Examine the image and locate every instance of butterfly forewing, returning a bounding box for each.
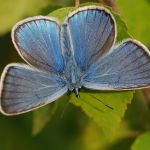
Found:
[65,6,116,71]
[12,17,65,74]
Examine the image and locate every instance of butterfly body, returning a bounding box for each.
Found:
[60,52,82,97]
[1,6,150,115]
[61,24,82,95]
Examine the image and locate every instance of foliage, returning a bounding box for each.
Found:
[48,3,133,138]
[71,90,133,137]
[0,0,51,34]
[32,102,57,135]
[132,132,150,150]
[0,0,150,150]
[116,0,150,47]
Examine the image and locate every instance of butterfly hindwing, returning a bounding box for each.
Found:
[0,64,67,115]
[83,39,150,90]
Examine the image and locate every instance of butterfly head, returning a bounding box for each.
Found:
[72,88,80,98]
[67,81,81,98]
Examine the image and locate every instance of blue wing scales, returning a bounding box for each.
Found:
[83,40,150,90]
[0,64,67,115]
[12,16,65,74]
[65,6,116,71]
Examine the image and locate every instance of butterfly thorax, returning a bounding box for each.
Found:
[61,44,82,97]
[63,58,82,97]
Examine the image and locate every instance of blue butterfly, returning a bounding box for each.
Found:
[1,6,150,115]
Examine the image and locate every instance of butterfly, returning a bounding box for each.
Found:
[0,5,150,116]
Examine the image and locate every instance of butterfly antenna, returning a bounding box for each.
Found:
[75,0,80,7]
[79,96,103,112]
[88,94,114,110]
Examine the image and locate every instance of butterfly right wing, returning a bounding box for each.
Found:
[65,6,116,71]
[0,64,67,115]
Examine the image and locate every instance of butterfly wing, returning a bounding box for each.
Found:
[83,39,150,90]
[65,6,116,71]
[12,16,65,74]
[0,64,67,115]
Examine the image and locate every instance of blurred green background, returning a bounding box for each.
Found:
[0,0,150,150]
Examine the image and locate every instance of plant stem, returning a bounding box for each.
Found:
[98,0,118,12]
[75,0,80,8]
[142,89,150,106]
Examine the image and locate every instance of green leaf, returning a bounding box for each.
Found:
[116,0,150,47]
[49,2,131,42]
[124,91,149,129]
[48,2,134,138]
[71,90,133,137]
[0,0,51,35]
[132,132,150,150]
[32,94,70,135]
[32,102,57,135]
[49,7,75,22]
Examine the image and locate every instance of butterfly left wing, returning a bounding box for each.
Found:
[0,64,67,115]
[83,39,150,90]
[12,16,65,74]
